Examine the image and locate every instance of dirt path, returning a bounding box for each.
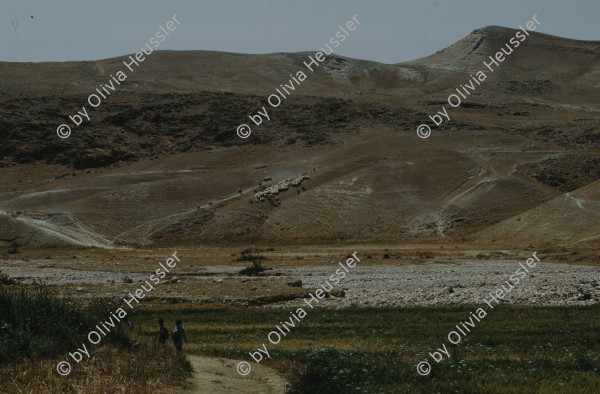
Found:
[177,355,288,394]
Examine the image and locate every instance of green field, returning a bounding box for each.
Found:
[2,286,598,393]
[132,304,600,393]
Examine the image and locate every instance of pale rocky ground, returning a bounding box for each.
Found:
[4,259,599,307]
[278,260,600,307]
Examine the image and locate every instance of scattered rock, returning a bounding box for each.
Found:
[123,276,133,283]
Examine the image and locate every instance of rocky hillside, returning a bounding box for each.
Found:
[0,26,599,247]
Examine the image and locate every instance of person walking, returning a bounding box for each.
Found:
[157,318,169,345]
[172,319,188,353]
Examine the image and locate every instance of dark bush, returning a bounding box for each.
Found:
[239,260,265,276]
[8,242,19,254]
[0,287,129,365]
[0,269,14,285]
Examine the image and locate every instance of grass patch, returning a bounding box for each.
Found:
[131,304,600,393]
[5,288,598,392]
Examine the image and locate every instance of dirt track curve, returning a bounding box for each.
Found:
[176,355,287,394]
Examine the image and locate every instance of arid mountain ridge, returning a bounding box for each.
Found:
[0,26,599,248]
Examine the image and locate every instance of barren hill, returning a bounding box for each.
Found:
[0,26,599,248]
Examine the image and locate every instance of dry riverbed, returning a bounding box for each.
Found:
[2,248,599,307]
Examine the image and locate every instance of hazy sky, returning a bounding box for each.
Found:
[1,0,598,64]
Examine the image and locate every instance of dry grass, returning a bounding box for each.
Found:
[0,345,191,394]
[0,286,192,394]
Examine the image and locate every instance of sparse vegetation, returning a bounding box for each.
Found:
[236,248,269,276]
[239,260,266,276]
[236,247,265,262]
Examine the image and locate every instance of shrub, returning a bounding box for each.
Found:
[8,242,19,254]
[239,260,265,276]
[0,269,14,285]
[236,247,265,262]
[0,286,129,365]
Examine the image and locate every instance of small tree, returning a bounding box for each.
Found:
[239,260,265,276]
